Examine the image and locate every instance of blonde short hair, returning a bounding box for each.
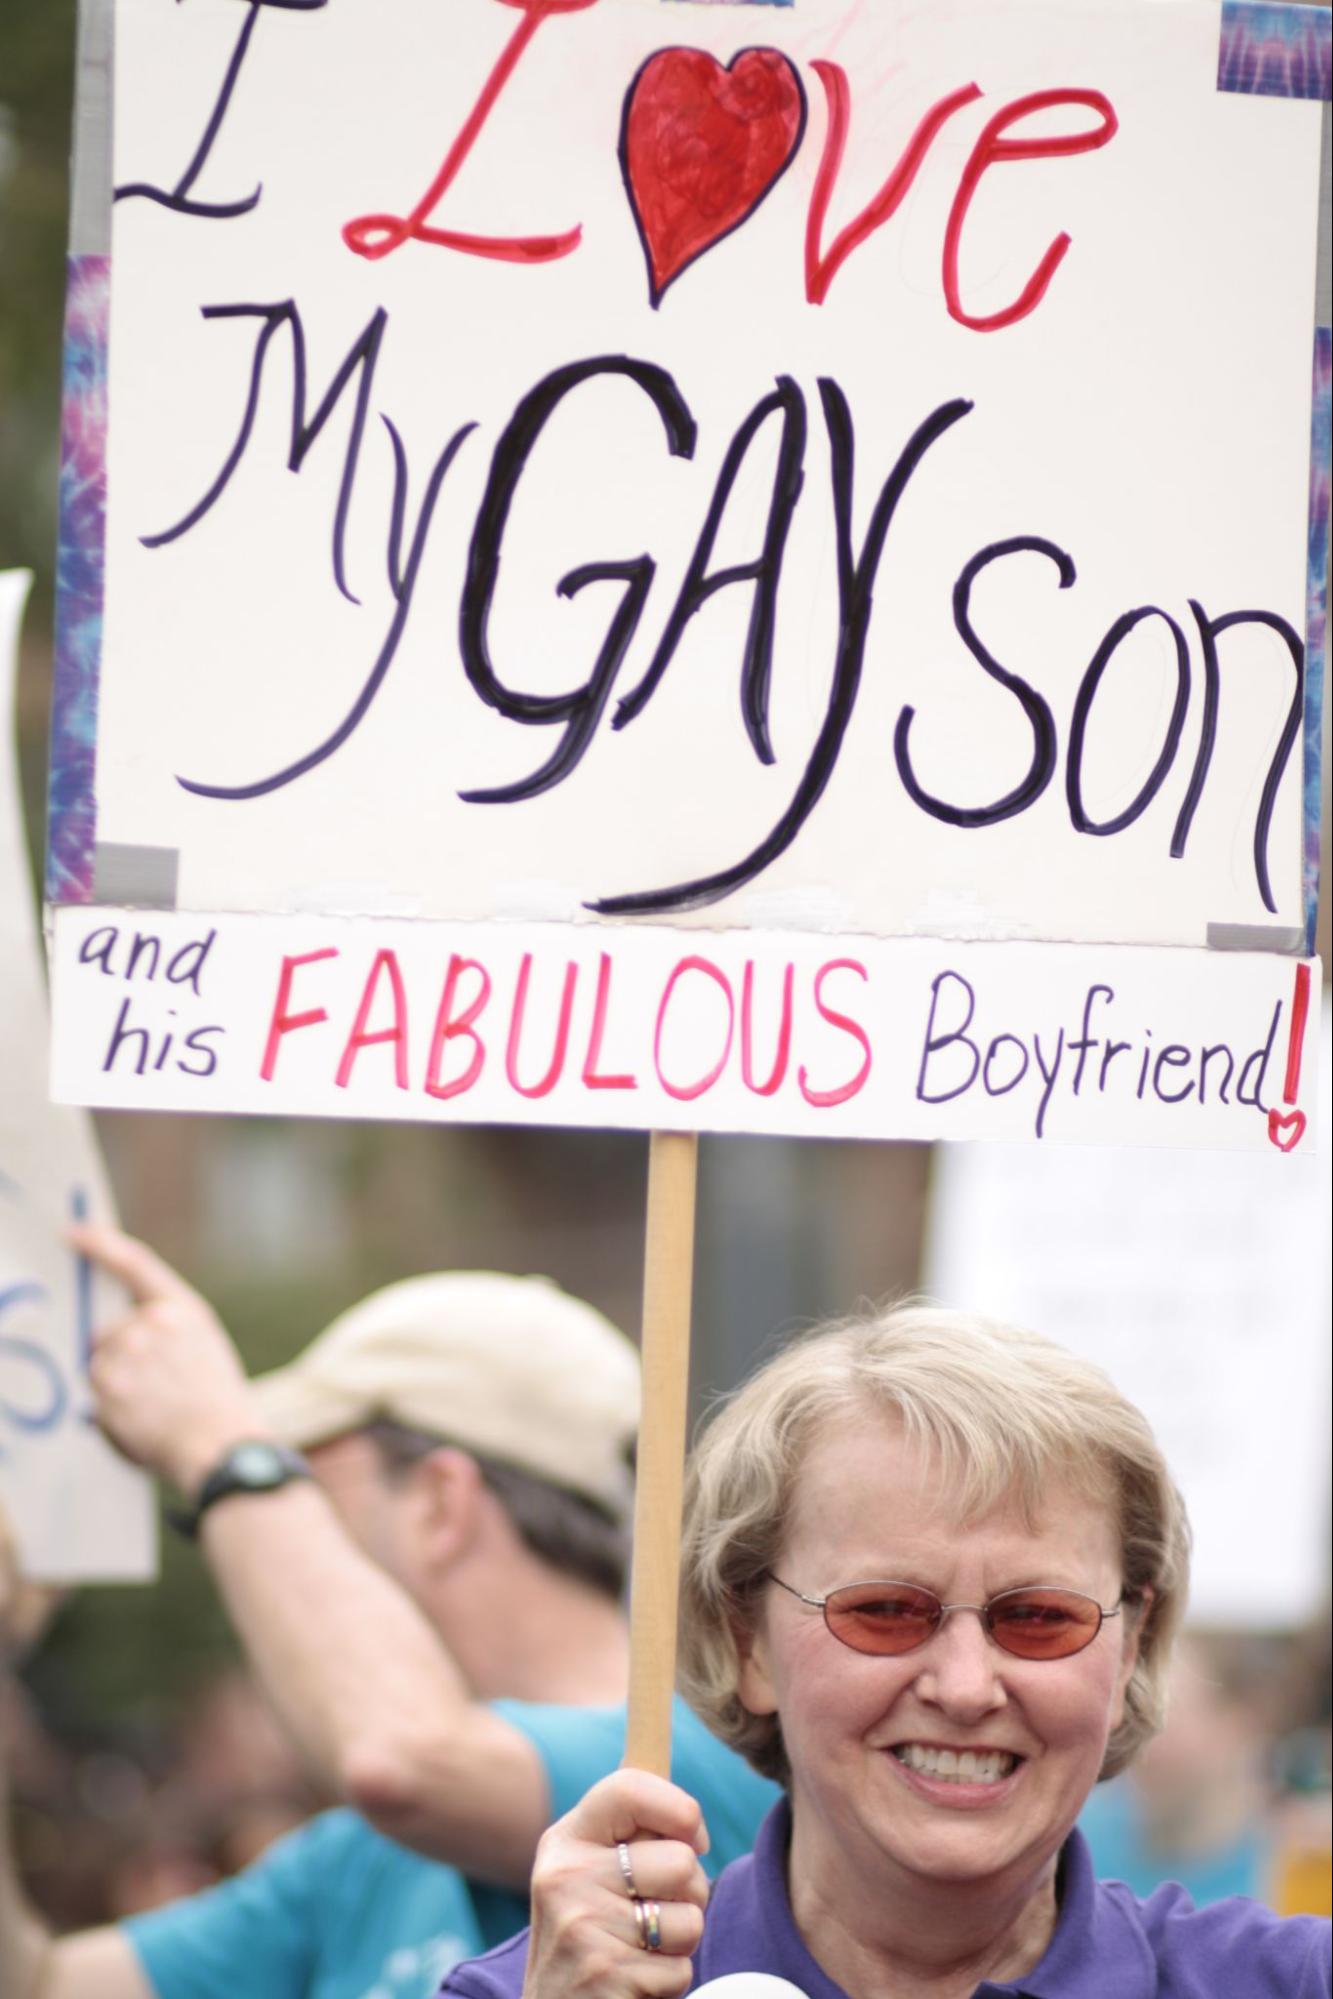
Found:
[679,1303,1190,1786]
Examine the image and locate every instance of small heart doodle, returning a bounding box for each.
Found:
[620,46,807,307]
[1266,1106,1307,1152]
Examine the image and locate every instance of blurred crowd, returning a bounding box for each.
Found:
[7,1661,320,1929]
[1078,1631,1332,1918]
[1,1231,1329,1999]
[8,1599,1331,1932]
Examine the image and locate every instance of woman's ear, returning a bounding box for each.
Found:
[734,1612,779,1719]
[1113,1584,1154,1724]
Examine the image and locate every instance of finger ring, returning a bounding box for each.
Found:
[632,1897,663,1953]
[615,1840,639,1898]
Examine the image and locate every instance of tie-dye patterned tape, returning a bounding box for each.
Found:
[1218,1,1332,99]
[47,253,108,906]
[1214,8,1329,944]
[1304,327,1331,954]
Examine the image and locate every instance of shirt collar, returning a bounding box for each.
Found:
[709,1806,1158,1999]
[701,1802,846,1996]
[981,1829,1157,1999]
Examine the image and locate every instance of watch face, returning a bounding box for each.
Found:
[230,1443,287,1487]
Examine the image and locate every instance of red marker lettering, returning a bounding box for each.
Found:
[505,953,578,1098]
[1267,961,1312,1151]
[740,960,793,1097]
[799,958,872,1107]
[943,89,1118,332]
[260,949,339,1081]
[806,65,981,306]
[342,0,598,265]
[336,949,410,1090]
[581,952,637,1091]
[425,955,492,1100]
[654,956,735,1103]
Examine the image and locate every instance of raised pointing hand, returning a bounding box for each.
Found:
[70,1224,270,1496]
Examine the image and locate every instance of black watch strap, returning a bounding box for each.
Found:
[169,1441,313,1540]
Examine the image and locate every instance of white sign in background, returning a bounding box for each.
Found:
[77,0,1321,950]
[0,574,153,1581]
[926,1007,1332,1628]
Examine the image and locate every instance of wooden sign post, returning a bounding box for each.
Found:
[625,1130,698,1776]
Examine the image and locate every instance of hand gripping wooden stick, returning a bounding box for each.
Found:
[624,1130,699,1777]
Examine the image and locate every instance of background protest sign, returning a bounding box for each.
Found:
[44,0,1328,1151]
[927,1000,1333,1631]
[0,572,154,1582]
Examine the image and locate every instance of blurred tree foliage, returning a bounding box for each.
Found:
[0,0,76,637]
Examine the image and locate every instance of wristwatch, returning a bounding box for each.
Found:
[170,1440,313,1539]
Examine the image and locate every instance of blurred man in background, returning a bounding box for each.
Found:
[1079,1633,1332,1916]
[0,1228,776,1999]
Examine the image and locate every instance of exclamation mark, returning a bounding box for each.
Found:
[1266,963,1311,1153]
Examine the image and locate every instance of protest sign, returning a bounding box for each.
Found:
[38,0,1330,1787]
[45,0,1327,1154]
[927,1002,1332,1629]
[0,573,154,1581]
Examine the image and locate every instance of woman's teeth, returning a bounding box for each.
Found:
[893,1744,1017,1784]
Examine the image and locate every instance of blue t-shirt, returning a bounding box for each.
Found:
[1078,1776,1269,1905]
[124,1697,777,1999]
[443,1799,1332,1998]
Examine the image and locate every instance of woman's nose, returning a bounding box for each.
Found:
[913,1605,1007,1717]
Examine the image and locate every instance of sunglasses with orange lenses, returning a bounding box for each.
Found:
[768,1575,1125,1661]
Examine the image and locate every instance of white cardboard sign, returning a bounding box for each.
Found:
[0,574,154,1582]
[48,0,1326,1138]
[49,904,1321,1152]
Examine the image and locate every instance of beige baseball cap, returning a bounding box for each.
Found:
[252,1271,640,1524]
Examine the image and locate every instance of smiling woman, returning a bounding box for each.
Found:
[440,1305,1332,1999]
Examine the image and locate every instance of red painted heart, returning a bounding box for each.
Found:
[1267,1106,1307,1151]
[621,46,807,307]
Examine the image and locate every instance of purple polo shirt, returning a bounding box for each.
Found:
[439,1800,1331,1998]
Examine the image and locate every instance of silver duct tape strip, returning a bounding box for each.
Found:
[1206,921,1308,954]
[70,0,114,258]
[91,843,180,909]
